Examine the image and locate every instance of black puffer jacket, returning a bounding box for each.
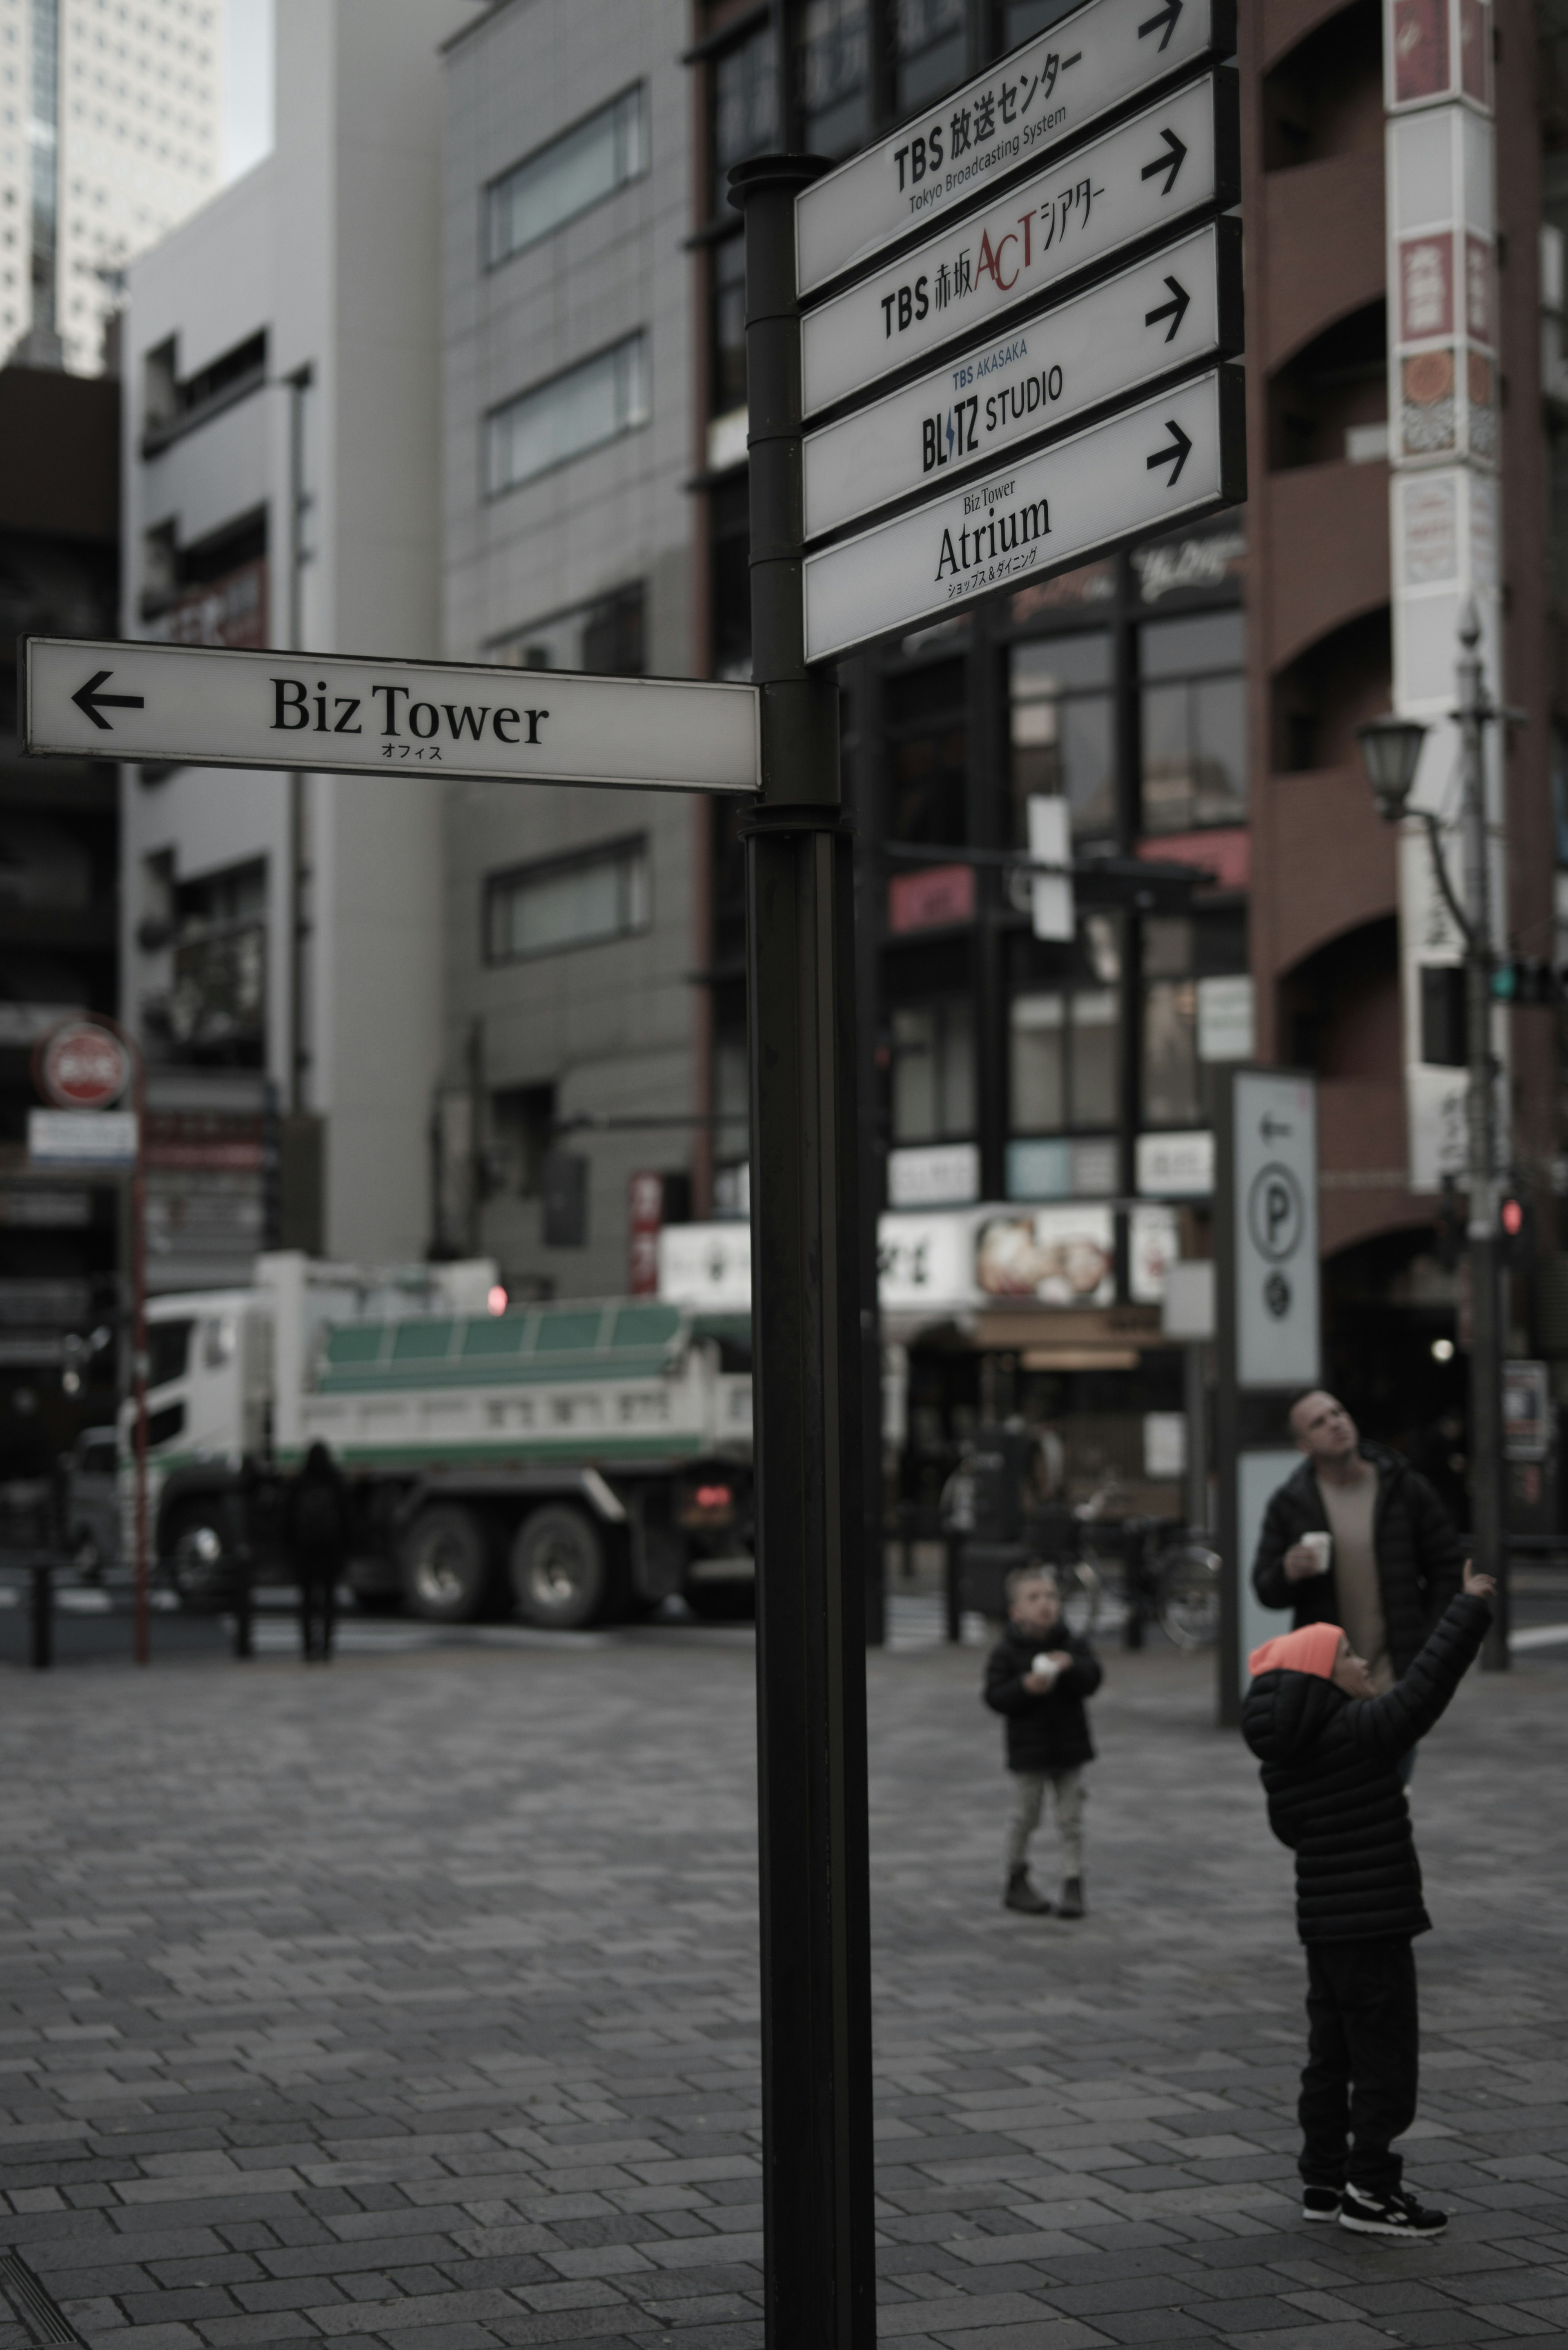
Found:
[983,1624,1102,1771]
[1241,1592,1490,1942]
[1250,1446,1465,1676]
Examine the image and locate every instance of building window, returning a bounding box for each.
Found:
[710,231,748,420]
[488,1083,557,1198]
[484,334,648,497]
[711,25,776,216]
[710,474,753,679]
[1010,987,1119,1134]
[485,836,650,963]
[1010,631,1115,842]
[1003,0,1085,40]
[886,658,967,844]
[892,1000,974,1144]
[1139,609,1247,834]
[1140,913,1248,1127]
[895,0,967,115]
[490,582,645,676]
[141,857,267,1069]
[798,0,870,158]
[485,85,647,268]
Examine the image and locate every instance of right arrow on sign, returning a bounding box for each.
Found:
[1147,419,1193,482]
[1138,0,1184,49]
[1140,127,1187,195]
[1144,276,1191,340]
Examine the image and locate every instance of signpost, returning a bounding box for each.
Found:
[802,72,1238,416]
[794,0,1236,295]
[23,7,1247,2343]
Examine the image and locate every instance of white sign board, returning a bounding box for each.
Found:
[878,1209,987,1315]
[22,638,761,798]
[1232,1071,1319,1391]
[1027,794,1073,941]
[794,0,1235,297]
[801,74,1237,418]
[1197,972,1254,1061]
[1138,1127,1214,1197]
[803,368,1243,665]
[657,1222,752,1311]
[886,1142,981,1206]
[28,1109,138,1168]
[804,222,1239,541]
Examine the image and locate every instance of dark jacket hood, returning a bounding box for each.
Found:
[1241,1665,1341,1768]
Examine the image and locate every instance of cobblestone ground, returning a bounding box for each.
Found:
[1,1624,1566,2350]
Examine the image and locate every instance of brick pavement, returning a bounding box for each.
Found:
[1,1625,1566,2350]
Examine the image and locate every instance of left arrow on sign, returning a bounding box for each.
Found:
[1147,418,1193,482]
[72,670,147,731]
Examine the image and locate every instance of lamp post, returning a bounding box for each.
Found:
[1356,599,1509,1668]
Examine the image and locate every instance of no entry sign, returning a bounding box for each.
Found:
[22,639,761,797]
[36,1020,132,1110]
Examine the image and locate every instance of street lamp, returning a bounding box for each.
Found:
[1356,599,1510,1669]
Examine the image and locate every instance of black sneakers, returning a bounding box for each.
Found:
[1339,2184,1447,2239]
[1056,1877,1086,1919]
[1301,2187,1341,2223]
[1003,1868,1053,1915]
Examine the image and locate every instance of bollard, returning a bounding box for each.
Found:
[232,1553,253,1660]
[29,1559,52,1670]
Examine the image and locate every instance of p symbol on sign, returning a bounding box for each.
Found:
[1247,1162,1304,1264]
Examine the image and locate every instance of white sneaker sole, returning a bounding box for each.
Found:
[1301,2203,1341,2223]
[1339,2209,1446,2239]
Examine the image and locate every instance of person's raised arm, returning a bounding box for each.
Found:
[1353,1563,1494,1757]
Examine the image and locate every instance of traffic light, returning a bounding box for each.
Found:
[1491,959,1561,1006]
[1498,1186,1535,1270]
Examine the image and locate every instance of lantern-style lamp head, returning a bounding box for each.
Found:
[1356,713,1429,824]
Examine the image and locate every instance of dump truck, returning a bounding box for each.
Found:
[111,1251,755,1626]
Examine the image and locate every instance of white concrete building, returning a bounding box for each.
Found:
[3,0,224,374]
[439,0,704,1299]
[121,0,479,1285]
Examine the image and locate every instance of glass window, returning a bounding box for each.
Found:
[1009,988,1120,1132]
[486,837,650,962]
[1143,979,1199,1125]
[484,334,648,497]
[1010,633,1115,841]
[711,232,747,417]
[486,85,647,267]
[799,0,870,158]
[490,583,644,675]
[887,659,967,844]
[895,0,967,114]
[711,474,752,680]
[1139,609,1247,834]
[712,26,777,214]
[892,1002,974,1143]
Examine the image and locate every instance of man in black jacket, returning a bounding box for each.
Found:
[983,1565,1102,1918]
[1242,1565,1494,2240]
[1252,1391,1465,1690]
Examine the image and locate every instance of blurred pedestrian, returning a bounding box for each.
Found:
[1242,1561,1494,2239]
[289,1441,349,1663]
[984,1564,1102,1917]
[1252,1392,1464,1701]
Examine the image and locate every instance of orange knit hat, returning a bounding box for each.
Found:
[1247,1621,1344,1682]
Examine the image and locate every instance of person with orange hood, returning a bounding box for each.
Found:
[1241,1562,1494,2241]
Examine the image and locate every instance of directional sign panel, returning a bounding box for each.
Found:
[22,639,761,796]
[803,218,1240,542]
[801,71,1237,419]
[802,367,1243,666]
[795,0,1235,298]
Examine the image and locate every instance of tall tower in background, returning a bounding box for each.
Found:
[6,0,223,374]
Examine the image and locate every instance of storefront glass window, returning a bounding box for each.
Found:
[1009,632,1115,841]
[887,658,967,843]
[892,1001,974,1142]
[1139,609,1247,834]
[799,0,870,157]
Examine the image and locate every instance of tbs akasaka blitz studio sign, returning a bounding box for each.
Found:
[20,638,762,796]
[793,0,1236,296]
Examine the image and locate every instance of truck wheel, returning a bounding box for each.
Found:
[164,1502,234,1612]
[510,1505,607,1629]
[401,1503,491,1623]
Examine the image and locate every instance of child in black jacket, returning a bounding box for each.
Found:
[983,1564,1102,1918]
[1241,1563,1494,2240]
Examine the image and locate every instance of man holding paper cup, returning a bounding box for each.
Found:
[1251,1392,1466,1697]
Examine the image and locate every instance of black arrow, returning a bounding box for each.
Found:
[1147,419,1192,484]
[1140,127,1187,196]
[1144,275,1191,341]
[72,669,145,731]
[1138,0,1183,48]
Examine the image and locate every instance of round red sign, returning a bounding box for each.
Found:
[37,1021,132,1110]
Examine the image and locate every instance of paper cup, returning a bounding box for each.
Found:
[1301,1531,1332,1576]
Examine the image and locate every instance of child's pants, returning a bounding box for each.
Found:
[1299,1936,1419,2196]
[1005,1767,1084,1878]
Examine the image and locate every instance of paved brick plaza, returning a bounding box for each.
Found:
[2,1621,1567,2350]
